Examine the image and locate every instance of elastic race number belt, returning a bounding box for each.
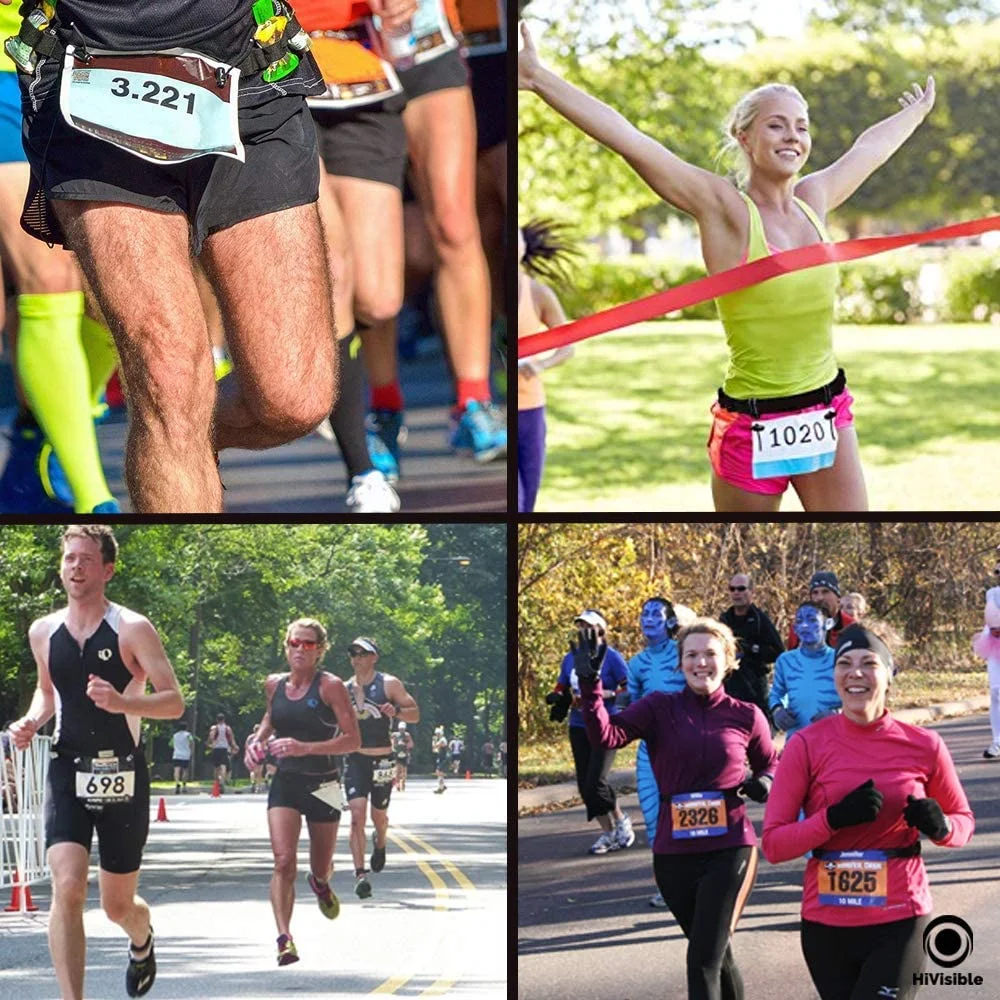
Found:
[718,368,847,418]
[812,842,921,859]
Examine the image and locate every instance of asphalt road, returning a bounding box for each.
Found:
[1,776,507,999]
[518,714,1000,1000]
[0,344,507,513]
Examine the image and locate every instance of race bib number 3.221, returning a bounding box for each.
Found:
[59,47,244,164]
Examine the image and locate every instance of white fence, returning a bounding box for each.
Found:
[1,733,52,912]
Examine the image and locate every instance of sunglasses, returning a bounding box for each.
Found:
[287,638,319,650]
[349,647,375,657]
[729,585,748,592]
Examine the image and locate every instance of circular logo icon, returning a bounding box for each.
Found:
[923,915,973,968]
[97,648,112,661]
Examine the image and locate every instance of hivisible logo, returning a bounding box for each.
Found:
[923,915,973,968]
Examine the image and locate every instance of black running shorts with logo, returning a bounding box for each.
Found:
[343,752,394,810]
[44,750,150,874]
[19,54,323,253]
[312,47,468,190]
[267,768,343,823]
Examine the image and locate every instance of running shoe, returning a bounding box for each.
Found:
[125,931,156,997]
[355,870,373,899]
[983,742,1000,759]
[588,831,619,855]
[448,401,507,463]
[370,832,386,873]
[276,934,299,966]
[614,812,636,849]
[39,441,121,513]
[0,421,72,513]
[649,891,668,908]
[345,469,401,513]
[366,409,407,482]
[307,872,341,919]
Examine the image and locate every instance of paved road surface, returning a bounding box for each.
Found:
[0,346,507,513]
[1,777,507,999]
[518,714,999,1000]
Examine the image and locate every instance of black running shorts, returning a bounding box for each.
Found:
[343,752,394,811]
[19,58,321,253]
[312,93,408,190]
[267,768,343,823]
[44,750,150,874]
[468,51,506,152]
[396,47,469,100]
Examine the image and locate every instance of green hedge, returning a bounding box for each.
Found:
[940,250,1000,323]
[561,250,998,325]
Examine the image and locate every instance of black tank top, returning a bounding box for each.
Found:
[270,671,341,774]
[48,603,136,757]
[345,671,392,749]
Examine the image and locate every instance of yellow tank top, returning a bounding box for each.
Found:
[714,190,839,399]
[0,6,22,74]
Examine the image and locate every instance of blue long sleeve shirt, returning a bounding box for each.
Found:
[768,645,840,736]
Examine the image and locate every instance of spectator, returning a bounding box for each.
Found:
[840,592,868,621]
[482,738,495,775]
[720,574,784,715]
[787,571,855,649]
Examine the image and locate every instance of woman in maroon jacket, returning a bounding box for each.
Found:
[577,617,777,1000]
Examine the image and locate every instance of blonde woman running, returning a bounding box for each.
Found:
[518,23,935,512]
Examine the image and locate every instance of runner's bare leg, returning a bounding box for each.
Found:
[53,201,221,512]
[205,202,337,450]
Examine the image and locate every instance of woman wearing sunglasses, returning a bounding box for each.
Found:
[245,618,360,967]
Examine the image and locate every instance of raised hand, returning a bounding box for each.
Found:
[898,76,935,117]
[518,22,542,91]
[570,624,607,682]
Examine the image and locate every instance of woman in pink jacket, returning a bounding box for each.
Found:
[762,624,974,999]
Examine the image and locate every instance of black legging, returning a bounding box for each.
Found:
[567,724,617,821]
[654,846,758,1000]
[801,915,929,1000]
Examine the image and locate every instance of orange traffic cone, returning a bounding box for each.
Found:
[211,779,221,798]
[155,797,168,822]
[5,871,38,912]
[465,769,472,780]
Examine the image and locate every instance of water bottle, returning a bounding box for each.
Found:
[381,19,416,71]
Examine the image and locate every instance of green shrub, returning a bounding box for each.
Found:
[835,259,922,325]
[940,250,1000,322]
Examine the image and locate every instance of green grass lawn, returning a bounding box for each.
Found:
[535,321,1000,511]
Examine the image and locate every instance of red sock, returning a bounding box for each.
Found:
[456,378,491,411]
[370,382,404,412]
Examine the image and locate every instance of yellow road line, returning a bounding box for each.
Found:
[393,827,476,894]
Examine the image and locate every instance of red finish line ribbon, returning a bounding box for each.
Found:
[517,215,1000,359]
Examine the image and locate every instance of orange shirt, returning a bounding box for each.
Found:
[294,0,370,32]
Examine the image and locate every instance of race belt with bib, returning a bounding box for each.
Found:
[451,0,505,55]
[372,760,396,785]
[669,790,728,839]
[812,844,920,908]
[73,751,136,810]
[307,21,402,110]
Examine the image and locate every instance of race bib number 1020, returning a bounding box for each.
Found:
[751,409,838,480]
[60,47,244,164]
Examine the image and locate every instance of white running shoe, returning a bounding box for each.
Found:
[614,812,636,849]
[589,831,619,855]
[983,741,1000,759]
[345,470,401,513]
[649,891,668,908]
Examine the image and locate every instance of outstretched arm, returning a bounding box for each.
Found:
[796,77,935,215]
[518,22,733,221]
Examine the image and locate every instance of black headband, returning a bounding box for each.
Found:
[834,625,893,671]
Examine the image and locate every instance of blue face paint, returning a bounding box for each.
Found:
[640,602,669,643]
[794,607,825,647]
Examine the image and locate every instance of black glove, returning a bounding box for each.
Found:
[904,794,950,840]
[545,690,571,723]
[738,774,772,803]
[826,779,884,830]
[570,624,607,682]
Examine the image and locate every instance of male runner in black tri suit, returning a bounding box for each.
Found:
[342,635,419,898]
[8,525,185,999]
